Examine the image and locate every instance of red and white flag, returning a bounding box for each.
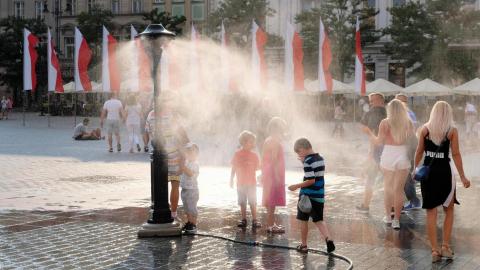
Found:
[354,17,366,96]
[131,25,152,92]
[284,22,304,91]
[23,28,39,91]
[102,26,120,92]
[47,28,63,92]
[189,24,201,91]
[74,27,92,91]
[251,20,268,90]
[220,21,231,92]
[318,18,332,94]
[130,24,137,41]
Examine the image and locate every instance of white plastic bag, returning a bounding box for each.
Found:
[298,195,312,213]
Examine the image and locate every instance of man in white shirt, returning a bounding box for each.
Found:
[100,93,124,152]
[465,101,477,139]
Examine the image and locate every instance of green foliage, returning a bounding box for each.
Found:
[0,16,47,105]
[207,0,274,47]
[143,8,186,35]
[384,0,480,82]
[295,0,380,80]
[76,5,114,46]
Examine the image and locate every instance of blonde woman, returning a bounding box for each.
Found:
[363,99,414,229]
[414,101,470,262]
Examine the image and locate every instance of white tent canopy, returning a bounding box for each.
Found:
[304,79,354,94]
[452,78,480,95]
[61,81,103,93]
[366,78,403,95]
[403,79,452,96]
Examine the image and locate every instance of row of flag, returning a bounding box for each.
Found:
[23,18,367,95]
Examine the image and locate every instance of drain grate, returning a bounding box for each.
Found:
[59,175,130,184]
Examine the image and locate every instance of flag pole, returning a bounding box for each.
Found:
[74,93,77,127]
[353,94,356,123]
[22,91,26,127]
[47,92,51,127]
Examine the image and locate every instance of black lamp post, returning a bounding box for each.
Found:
[135,24,181,237]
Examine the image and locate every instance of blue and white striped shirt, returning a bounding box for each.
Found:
[300,153,325,203]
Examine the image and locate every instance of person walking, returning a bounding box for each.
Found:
[363,99,415,230]
[414,101,471,262]
[100,93,124,152]
[464,100,477,140]
[332,101,346,138]
[124,95,142,153]
[356,93,386,212]
[1,96,8,120]
[396,94,421,211]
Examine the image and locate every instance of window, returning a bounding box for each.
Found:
[388,63,405,87]
[172,2,185,17]
[14,1,25,18]
[153,4,165,13]
[112,0,120,14]
[66,0,77,15]
[191,2,204,21]
[153,0,164,3]
[35,1,44,19]
[365,63,375,82]
[88,0,96,12]
[301,0,314,11]
[64,37,74,60]
[132,0,143,13]
[366,0,375,8]
[393,0,406,7]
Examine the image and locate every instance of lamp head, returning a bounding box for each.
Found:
[136,24,176,39]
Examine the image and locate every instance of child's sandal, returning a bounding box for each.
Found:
[432,250,441,263]
[296,244,308,254]
[237,219,247,228]
[252,220,262,229]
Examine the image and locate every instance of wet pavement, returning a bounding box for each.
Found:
[1,113,480,269]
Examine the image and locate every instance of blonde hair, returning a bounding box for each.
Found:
[294,138,312,152]
[238,130,256,146]
[426,101,454,145]
[386,99,411,144]
[267,117,287,136]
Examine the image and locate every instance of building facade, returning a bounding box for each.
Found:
[266,0,480,86]
[0,0,209,91]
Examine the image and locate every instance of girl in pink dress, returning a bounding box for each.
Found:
[261,117,287,233]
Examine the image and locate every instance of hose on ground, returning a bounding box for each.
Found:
[190,232,354,270]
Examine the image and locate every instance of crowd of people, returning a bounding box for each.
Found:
[356,93,471,262]
[67,90,473,262]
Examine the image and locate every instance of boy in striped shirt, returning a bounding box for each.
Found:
[288,138,335,253]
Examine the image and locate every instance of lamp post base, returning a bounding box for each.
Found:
[137,221,183,238]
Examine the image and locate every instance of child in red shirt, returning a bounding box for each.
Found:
[230,130,261,228]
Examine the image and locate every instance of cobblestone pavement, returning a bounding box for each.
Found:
[1,113,480,269]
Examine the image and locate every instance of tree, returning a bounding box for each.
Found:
[384,0,480,83]
[143,9,186,35]
[0,16,47,107]
[207,0,274,47]
[295,0,380,80]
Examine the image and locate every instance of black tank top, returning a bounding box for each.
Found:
[423,129,450,166]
